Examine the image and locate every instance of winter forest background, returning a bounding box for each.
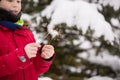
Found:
[22,0,120,80]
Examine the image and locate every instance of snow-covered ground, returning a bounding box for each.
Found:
[85,76,115,80]
[38,77,53,80]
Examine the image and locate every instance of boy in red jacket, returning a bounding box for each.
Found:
[0,0,55,80]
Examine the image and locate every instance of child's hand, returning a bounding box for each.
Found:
[41,45,55,59]
[24,43,41,59]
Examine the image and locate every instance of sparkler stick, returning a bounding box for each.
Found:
[41,28,61,44]
[39,32,51,54]
[39,29,62,53]
[48,29,62,44]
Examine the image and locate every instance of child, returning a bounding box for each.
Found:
[0,0,55,80]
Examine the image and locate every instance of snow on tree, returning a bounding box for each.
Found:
[21,0,120,80]
[41,0,115,43]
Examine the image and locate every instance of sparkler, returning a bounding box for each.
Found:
[40,28,62,45]
[39,28,62,53]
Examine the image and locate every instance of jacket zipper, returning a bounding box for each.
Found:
[12,31,18,48]
[23,70,26,80]
[12,32,26,80]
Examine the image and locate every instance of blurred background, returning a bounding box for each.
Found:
[22,0,120,80]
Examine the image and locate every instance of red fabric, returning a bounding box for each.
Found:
[0,25,54,80]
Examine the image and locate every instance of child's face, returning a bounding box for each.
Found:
[0,0,21,15]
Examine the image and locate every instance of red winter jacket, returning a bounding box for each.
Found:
[0,25,53,80]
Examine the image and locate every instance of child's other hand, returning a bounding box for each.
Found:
[41,45,55,59]
[24,43,41,59]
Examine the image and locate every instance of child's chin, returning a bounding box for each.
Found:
[11,12,18,15]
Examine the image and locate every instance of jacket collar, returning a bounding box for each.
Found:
[0,25,9,30]
[0,24,28,37]
[0,21,21,30]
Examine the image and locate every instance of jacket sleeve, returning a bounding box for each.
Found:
[0,48,31,77]
[28,30,56,75]
[31,51,55,75]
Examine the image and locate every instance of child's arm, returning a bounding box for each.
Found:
[31,45,56,75]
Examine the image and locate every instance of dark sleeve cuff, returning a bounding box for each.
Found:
[38,44,56,61]
[43,53,56,61]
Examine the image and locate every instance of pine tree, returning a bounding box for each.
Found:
[22,0,120,80]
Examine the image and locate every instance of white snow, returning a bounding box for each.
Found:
[111,18,120,28]
[98,0,120,11]
[38,77,53,80]
[79,41,92,49]
[41,0,115,42]
[85,76,114,80]
[78,50,120,71]
[84,0,120,11]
